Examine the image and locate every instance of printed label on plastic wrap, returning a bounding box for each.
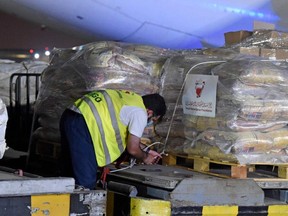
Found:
[182,74,218,117]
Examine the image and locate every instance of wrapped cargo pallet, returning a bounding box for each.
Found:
[156,53,227,154]
[226,29,288,62]
[158,54,288,164]
[32,41,174,157]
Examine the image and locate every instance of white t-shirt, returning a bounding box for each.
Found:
[120,105,147,138]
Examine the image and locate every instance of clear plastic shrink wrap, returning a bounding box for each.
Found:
[185,129,288,164]
[0,60,48,106]
[32,38,288,164]
[157,52,288,164]
[33,41,173,143]
[231,30,288,49]
[156,53,226,154]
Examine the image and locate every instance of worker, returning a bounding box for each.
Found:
[60,89,166,189]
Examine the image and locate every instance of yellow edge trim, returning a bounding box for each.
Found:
[31,194,70,216]
[203,206,238,216]
[268,205,288,216]
[130,197,171,216]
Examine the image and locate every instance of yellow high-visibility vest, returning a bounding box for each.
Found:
[74,89,146,167]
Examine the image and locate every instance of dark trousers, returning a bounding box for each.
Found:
[60,109,98,189]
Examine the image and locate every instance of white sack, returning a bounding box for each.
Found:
[0,98,8,159]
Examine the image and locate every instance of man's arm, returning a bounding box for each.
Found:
[126,133,161,165]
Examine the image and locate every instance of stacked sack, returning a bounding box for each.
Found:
[153,29,288,164]
[155,52,226,153]
[33,41,173,146]
[180,56,288,164]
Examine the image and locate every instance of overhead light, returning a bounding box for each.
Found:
[45,51,50,56]
[34,53,40,59]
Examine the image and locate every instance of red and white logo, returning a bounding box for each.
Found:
[195,80,205,98]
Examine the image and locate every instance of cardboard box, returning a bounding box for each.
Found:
[224,31,253,46]
[253,30,288,40]
[276,49,288,60]
[259,48,288,60]
[253,21,275,30]
[253,30,288,48]
[234,47,260,56]
[260,48,276,60]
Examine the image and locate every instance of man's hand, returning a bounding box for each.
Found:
[143,149,162,165]
[126,133,162,165]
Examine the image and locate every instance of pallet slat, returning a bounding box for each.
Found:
[162,154,288,180]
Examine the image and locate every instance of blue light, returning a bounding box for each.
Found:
[240,10,247,15]
[225,7,233,13]
[257,13,264,18]
[211,3,278,21]
[233,9,242,14]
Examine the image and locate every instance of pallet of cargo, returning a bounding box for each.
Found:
[161,153,288,180]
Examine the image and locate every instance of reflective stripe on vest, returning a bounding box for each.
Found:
[98,90,124,153]
[82,95,111,165]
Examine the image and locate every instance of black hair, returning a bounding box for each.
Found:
[142,93,166,121]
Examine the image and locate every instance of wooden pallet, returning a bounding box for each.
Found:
[161,154,288,179]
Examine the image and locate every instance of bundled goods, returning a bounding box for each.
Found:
[30,38,288,164]
[184,115,287,133]
[225,29,288,49]
[162,55,288,164]
[155,53,226,154]
[33,41,173,144]
[202,47,240,60]
[225,29,288,62]
[240,30,288,49]
[183,129,288,164]
[159,54,224,103]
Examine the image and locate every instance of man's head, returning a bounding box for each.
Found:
[142,93,166,122]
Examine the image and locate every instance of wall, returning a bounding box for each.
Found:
[0,11,89,50]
